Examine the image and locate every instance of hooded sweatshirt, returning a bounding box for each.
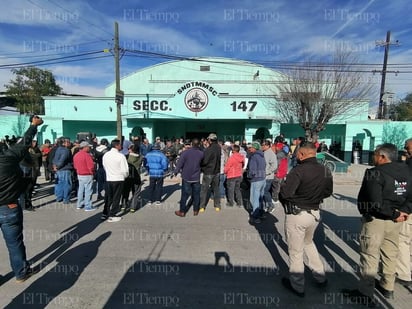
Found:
[224,152,245,179]
[357,161,412,220]
[247,150,266,182]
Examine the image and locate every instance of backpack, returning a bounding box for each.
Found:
[128,163,141,185]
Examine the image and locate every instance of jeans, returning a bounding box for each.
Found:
[219,173,226,198]
[96,167,106,197]
[271,177,283,202]
[55,170,72,202]
[77,175,94,209]
[0,204,29,279]
[148,177,164,202]
[263,179,274,210]
[130,182,143,210]
[200,174,220,208]
[249,179,265,218]
[180,180,201,212]
[226,177,242,206]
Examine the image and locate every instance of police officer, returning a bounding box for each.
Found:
[279,141,333,297]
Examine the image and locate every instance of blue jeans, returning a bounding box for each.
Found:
[0,204,29,279]
[180,180,201,212]
[77,175,94,209]
[250,179,265,218]
[219,173,227,198]
[263,179,274,210]
[55,170,72,202]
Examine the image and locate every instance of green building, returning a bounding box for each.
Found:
[1,57,411,164]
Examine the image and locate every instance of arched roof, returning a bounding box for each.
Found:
[104,57,286,97]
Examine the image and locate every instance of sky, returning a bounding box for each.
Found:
[0,0,411,107]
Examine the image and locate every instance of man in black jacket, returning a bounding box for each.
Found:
[343,143,411,305]
[199,133,221,212]
[0,115,43,282]
[279,142,332,297]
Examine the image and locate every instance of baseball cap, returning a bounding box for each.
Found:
[247,141,260,150]
[79,141,92,148]
[152,143,161,150]
[207,133,217,141]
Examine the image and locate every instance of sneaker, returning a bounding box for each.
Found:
[199,208,205,213]
[120,207,126,211]
[100,214,108,220]
[155,201,161,206]
[249,217,261,225]
[215,207,221,212]
[130,208,136,213]
[107,216,122,222]
[76,205,84,210]
[16,267,39,283]
[147,201,152,206]
[281,277,305,298]
[266,206,275,213]
[84,207,96,212]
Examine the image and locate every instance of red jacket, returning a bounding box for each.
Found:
[276,157,288,179]
[73,150,95,175]
[224,152,244,179]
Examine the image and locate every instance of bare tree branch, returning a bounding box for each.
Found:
[268,50,374,141]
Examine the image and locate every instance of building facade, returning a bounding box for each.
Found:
[1,57,410,164]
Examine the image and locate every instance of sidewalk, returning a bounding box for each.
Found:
[0,165,410,308]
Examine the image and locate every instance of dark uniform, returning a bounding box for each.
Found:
[279,156,333,295]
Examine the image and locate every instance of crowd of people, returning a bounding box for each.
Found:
[0,117,411,307]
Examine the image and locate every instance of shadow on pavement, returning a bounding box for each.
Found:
[5,232,111,309]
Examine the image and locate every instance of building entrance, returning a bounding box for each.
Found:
[185,131,209,140]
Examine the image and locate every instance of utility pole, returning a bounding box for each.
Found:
[375,31,400,119]
[114,22,124,140]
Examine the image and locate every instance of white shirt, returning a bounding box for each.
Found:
[103,148,129,181]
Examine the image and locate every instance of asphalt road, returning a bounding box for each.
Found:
[0,164,411,308]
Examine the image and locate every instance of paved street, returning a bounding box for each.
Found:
[0,164,411,308]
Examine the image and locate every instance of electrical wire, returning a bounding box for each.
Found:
[0,50,106,69]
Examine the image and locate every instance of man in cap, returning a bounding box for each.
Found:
[247,141,266,224]
[73,141,96,211]
[200,133,222,212]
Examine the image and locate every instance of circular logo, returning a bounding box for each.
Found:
[184,88,208,113]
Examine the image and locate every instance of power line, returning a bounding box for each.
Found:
[0,50,106,69]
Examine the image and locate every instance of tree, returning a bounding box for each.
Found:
[390,93,412,121]
[382,123,408,149]
[271,50,373,141]
[12,115,29,137]
[4,67,62,115]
